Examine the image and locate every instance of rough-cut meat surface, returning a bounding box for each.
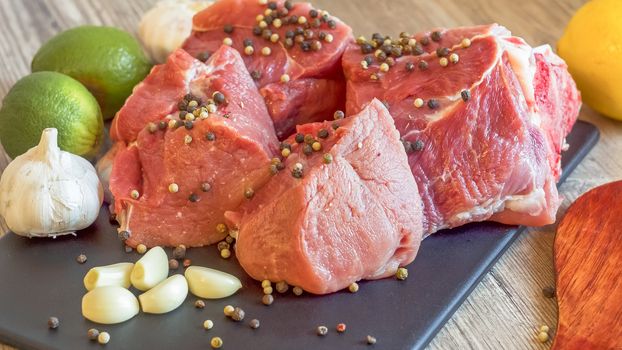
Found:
[109,46,278,247]
[227,100,423,294]
[343,24,581,234]
[182,0,352,139]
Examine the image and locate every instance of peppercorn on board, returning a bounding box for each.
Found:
[0,121,598,350]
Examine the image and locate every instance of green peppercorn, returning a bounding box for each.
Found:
[323,153,333,164]
[396,267,408,280]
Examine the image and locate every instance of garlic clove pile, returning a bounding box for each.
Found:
[138,0,213,63]
[0,128,103,237]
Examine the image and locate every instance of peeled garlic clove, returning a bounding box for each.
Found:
[139,274,188,314]
[185,266,242,299]
[82,286,139,324]
[130,246,168,291]
[84,263,134,291]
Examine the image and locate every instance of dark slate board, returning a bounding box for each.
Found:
[0,121,599,350]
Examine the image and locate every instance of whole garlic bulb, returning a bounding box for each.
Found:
[138,0,213,63]
[0,128,103,237]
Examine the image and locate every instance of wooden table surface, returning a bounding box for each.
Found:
[1,0,618,349]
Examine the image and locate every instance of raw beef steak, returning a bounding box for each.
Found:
[343,24,581,234]
[227,100,423,294]
[109,46,278,247]
[182,0,353,139]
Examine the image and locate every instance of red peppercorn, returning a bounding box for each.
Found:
[336,323,346,333]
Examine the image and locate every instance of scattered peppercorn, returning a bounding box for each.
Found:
[280,74,290,83]
[412,140,425,152]
[221,248,232,259]
[251,70,262,81]
[76,254,87,264]
[366,335,377,345]
[414,98,424,108]
[295,133,305,143]
[202,182,212,192]
[98,331,111,345]
[537,331,549,343]
[418,60,429,71]
[183,259,192,268]
[244,188,255,199]
[348,282,359,293]
[249,319,260,329]
[210,336,223,349]
[47,317,59,329]
[169,259,179,270]
[436,47,450,57]
[130,189,140,200]
[336,323,347,333]
[461,38,472,48]
[203,319,214,330]
[137,244,147,254]
[427,99,440,109]
[312,142,322,152]
[262,294,274,305]
[223,37,233,46]
[406,62,415,72]
[323,153,333,164]
[276,281,289,293]
[196,51,211,62]
[194,299,206,309]
[332,122,340,130]
[87,328,99,340]
[263,286,274,295]
[439,57,449,67]
[217,241,230,252]
[396,267,409,280]
[542,286,556,298]
[334,110,345,120]
[293,286,303,296]
[231,307,245,321]
[420,36,430,46]
[124,245,133,253]
[223,305,235,316]
[540,325,550,333]
[461,90,471,102]
[189,193,200,203]
[317,326,328,336]
[431,31,442,42]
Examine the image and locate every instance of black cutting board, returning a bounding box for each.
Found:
[0,121,599,350]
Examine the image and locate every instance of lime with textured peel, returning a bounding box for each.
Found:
[31,25,152,120]
[558,0,622,120]
[0,72,104,159]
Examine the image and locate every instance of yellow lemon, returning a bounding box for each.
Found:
[558,0,622,120]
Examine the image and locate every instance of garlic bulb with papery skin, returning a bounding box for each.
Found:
[0,128,103,237]
[138,0,213,63]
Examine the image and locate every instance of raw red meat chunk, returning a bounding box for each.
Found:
[109,46,279,247]
[343,24,581,234]
[182,0,353,139]
[227,100,423,294]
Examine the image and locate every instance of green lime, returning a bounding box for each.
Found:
[31,25,152,120]
[0,72,104,159]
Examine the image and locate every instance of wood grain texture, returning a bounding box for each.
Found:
[553,181,622,350]
[0,0,619,349]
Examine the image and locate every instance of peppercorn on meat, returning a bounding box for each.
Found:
[226,100,423,294]
[109,46,279,247]
[342,24,581,235]
[182,0,353,139]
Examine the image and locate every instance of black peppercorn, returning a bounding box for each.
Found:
[461,90,471,102]
[427,99,440,109]
[223,24,234,34]
[431,30,442,42]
